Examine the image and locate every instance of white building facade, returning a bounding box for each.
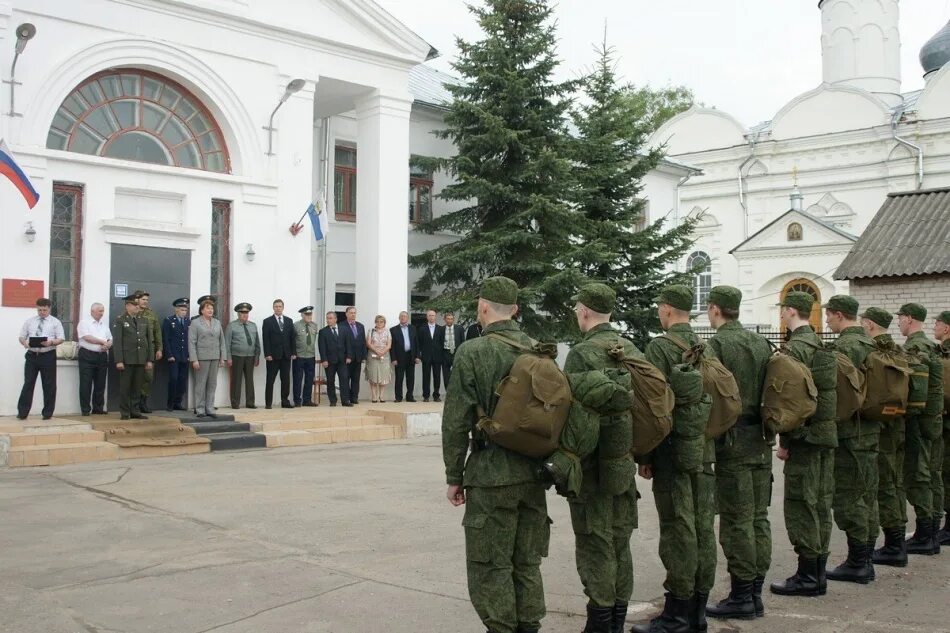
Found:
[651,0,950,331]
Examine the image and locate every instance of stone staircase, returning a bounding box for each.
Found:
[241,407,405,448]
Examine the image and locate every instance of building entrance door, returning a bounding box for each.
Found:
[781,278,822,333]
[108,245,191,411]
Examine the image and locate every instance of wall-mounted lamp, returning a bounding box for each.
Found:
[263,78,306,156]
[4,23,36,117]
[24,221,36,242]
[245,243,256,262]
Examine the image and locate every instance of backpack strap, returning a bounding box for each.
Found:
[485,332,557,358]
[658,333,690,352]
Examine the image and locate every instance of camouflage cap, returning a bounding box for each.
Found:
[708,285,741,311]
[572,283,616,314]
[652,284,694,312]
[822,294,859,316]
[777,291,815,314]
[479,276,518,305]
[936,310,950,325]
[897,302,927,322]
[860,307,893,329]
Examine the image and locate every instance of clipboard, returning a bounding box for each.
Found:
[28,336,48,348]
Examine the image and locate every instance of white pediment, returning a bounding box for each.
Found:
[730,209,856,256]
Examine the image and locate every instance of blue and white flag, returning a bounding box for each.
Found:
[306,199,329,241]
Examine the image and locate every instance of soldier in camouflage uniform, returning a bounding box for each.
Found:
[134,290,163,413]
[823,296,877,584]
[113,295,154,420]
[770,291,837,598]
[898,303,944,556]
[563,283,640,633]
[704,286,773,620]
[861,308,909,566]
[442,277,550,633]
[934,311,950,546]
[632,285,716,633]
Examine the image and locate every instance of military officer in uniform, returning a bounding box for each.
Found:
[771,291,837,598]
[934,310,950,546]
[861,308,909,566]
[898,303,944,556]
[226,302,260,409]
[442,277,550,633]
[824,295,878,584]
[564,283,641,633]
[705,286,773,620]
[293,306,319,407]
[113,295,154,420]
[634,285,716,633]
[134,290,162,413]
[162,298,190,411]
[192,295,215,322]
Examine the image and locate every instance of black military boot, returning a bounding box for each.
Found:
[706,575,755,620]
[866,541,876,580]
[630,593,691,633]
[690,593,707,632]
[938,513,950,546]
[610,602,627,633]
[583,604,612,633]
[826,538,873,584]
[816,554,828,595]
[516,626,539,633]
[906,517,938,555]
[769,555,820,597]
[873,526,908,566]
[139,395,152,413]
[752,576,765,617]
[933,516,943,553]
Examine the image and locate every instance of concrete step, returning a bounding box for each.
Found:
[6,442,119,467]
[7,430,105,447]
[206,432,267,451]
[117,443,210,460]
[262,424,403,448]
[249,415,384,433]
[168,412,236,424]
[184,421,251,435]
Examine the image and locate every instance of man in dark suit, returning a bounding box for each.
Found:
[341,306,367,405]
[390,311,420,402]
[317,311,352,407]
[440,311,465,392]
[417,309,444,402]
[465,321,482,343]
[261,299,297,409]
[162,298,190,411]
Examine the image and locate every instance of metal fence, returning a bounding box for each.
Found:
[692,325,840,345]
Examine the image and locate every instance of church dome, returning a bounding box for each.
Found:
[921,21,950,77]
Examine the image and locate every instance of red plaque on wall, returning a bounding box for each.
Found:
[2,279,45,307]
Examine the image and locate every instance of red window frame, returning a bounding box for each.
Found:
[335,146,357,222]
[409,175,434,224]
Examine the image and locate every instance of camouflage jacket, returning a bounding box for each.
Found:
[903,331,944,420]
[782,325,837,448]
[707,321,770,420]
[831,325,875,438]
[442,320,543,488]
[140,308,163,353]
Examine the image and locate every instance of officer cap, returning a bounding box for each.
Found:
[196,294,216,305]
[234,302,252,313]
[937,311,950,325]
[124,295,138,304]
[822,294,859,316]
[708,285,741,311]
[860,307,893,328]
[897,302,927,322]
[571,283,615,314]
[777,291,814,315]
[652,285,694,312]
[479,276,519,305]
[172,297,189,308]
[133,289,149,298]
[298,306,314,314]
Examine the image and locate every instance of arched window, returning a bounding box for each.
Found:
[46,70,230,173]
[687,251,712,312]
[787,222,803,241]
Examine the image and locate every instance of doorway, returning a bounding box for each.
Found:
[781,278,822,333]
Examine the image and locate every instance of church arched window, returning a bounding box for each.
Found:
[787,222,803,241]
[687,250,712,311]
[46,70,230,173]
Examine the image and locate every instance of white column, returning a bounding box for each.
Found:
[355,92,412,322]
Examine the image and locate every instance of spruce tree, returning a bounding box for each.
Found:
[409,0,579,340]
[568,42,696,346]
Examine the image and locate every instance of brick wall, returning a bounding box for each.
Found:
[850,273,950,342]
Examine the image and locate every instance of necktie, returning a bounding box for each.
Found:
[446,327,455,354]
[37,317,46,336]
[242,322,252,345]
[332,326,337,337]
[179,317,184,328]
[307,325,312,346]
[278,316,283,331]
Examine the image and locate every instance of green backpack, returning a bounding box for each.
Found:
[761,349,818,434]
[475,334,572,458]
[861,342,912,423]
[904,351,930,414]
[604,342,674,457]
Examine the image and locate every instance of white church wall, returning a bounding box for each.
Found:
[650,107,748,155]
[770,85,889,140]
[917,64,950,121]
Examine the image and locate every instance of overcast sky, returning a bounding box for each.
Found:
[374,0,950,127]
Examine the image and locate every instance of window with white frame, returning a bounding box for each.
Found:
[687,250,712,312]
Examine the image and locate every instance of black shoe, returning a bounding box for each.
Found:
[423,397,430,402]
[342,402,353,407]
[866,540,876,580]
[817,554,828,595]
[938,513,950,546]
[92,410,108,415]
[131,413,148,420]
[351,399,359,405]
[206,413,217,419]
[826,539,873,584]
[304,402,317,407]
[81,411,91,416]
[42,416,52,420]
[933,516,943,553]
[752,576,765,617]
[394,398,403,403]
[120,415,130,420]
[770,555,820,596]
[294,402,302,407]
[196,413,207,418]
[707,575,755,620]
[330,402,337,407]
[690,592,708,632]
[433,395,441,402]
[406,397,416,403]
[139,397,152,413]
[630,593,691,633]
[516,626,540,633]
[281,401,294,409]
[873,526,908,566]
[610,602,627,633]
[174,406,187,411]
[582,603,612,633]
[247,405,257,409]
[265,405,273,409]
[166,407,174,412]
[906,517,938,555]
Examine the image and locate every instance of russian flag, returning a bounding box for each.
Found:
[306,198,329,241]
[0,140,39,209]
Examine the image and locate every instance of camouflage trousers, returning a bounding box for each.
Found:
[569,478,638,607]
[714,455,773,582]
[944,425,950,514]
[877,421,907,530]
[652,462,716,599]
[463,483,550,633]
[931,429,944,521]
[783,440,834,559]
[902,415,941,519]
[832,432,880,543]
[141,363,154,396]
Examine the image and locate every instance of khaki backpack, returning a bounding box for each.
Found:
[904,351,930,414]
[475,334,571,458]
[861,342,912,423]
[604,342,674,457]
[941,346,950,414]
[831,350,867,421]
[661,335,742,439]
[761,350,818,434]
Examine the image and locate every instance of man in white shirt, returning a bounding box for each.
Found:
[77,302,113,416]
[17,297,65,420]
